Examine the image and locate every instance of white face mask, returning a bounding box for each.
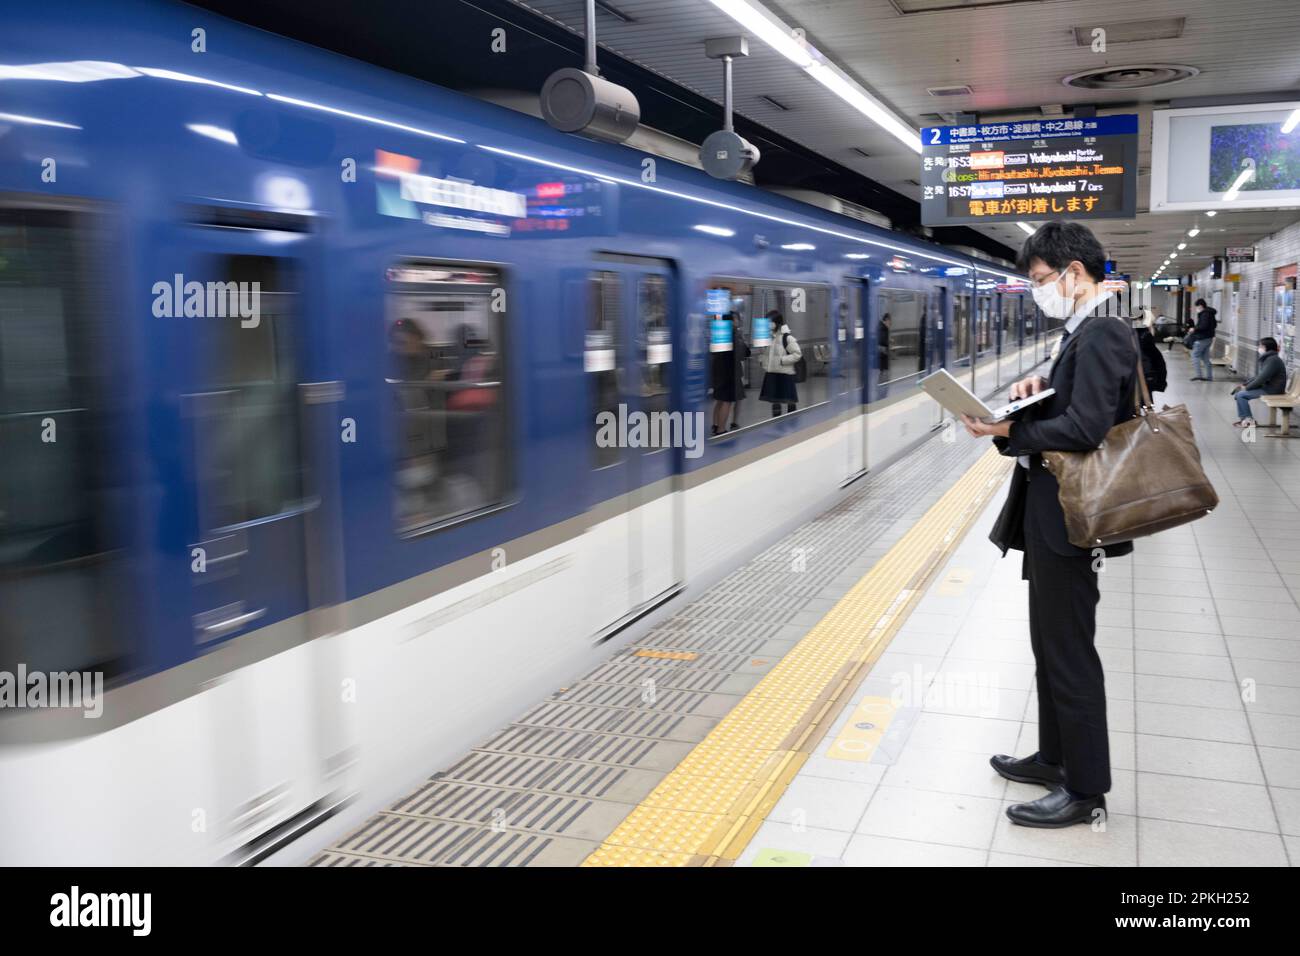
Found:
[1031,274,1075,319]
[1259,348,1268,357]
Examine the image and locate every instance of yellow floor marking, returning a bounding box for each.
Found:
[581,447,1011,867]
[633,649,700,661]
[825,696,900,762]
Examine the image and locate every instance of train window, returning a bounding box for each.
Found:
[638,274,672,422]
[875,288,927,385]
[386,261,509,533]
[706,278,831,431]
[0,203,128,677]
[588,271,623,468]
[192,255,305,531]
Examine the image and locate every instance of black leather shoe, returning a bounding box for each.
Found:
[1006,789,1106,828]
[990,753,1065,787]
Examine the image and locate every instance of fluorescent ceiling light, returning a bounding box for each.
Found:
[1177,242,1186,250]
[1016,222,1036,235]
[781,242,815,250]
[186,123,237,145]
[708,0,918,153]
[0,111,81,129]
[844,253,870,259]
[1205,210,1217,217]
[1187,228,1200,237]
[694,224,735,237]
[707,0,814,67]
[805,63,919,153]
[1283,108,1300,134]
[1170,252,1178,258]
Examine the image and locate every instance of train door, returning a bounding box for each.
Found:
[585,257,682,640]
[165,212,344,858]
[839,278,866,479]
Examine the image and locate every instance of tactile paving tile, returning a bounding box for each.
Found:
[584,448,1012,865]
[315,428,1006,867]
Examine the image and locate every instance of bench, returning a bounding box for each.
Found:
[1261,372,1300,439]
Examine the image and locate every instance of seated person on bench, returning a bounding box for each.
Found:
[1231,337,1287,427]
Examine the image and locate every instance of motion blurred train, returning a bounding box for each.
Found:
[0,0,1064,864]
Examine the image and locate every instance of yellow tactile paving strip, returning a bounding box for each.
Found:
[582,447,1013,867]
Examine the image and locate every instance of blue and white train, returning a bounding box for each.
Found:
[0,0,1063,864]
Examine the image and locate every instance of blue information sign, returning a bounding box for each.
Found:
[921,115,1139,146]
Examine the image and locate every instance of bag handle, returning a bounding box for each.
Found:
[1131,329,1157,431]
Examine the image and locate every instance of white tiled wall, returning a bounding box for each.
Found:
[1189,217,1300,376]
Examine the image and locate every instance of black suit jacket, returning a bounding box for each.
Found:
[1191,307,1217,341]
[989,314,1140,558]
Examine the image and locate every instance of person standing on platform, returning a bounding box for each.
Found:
[1188,297,1218,381]
[960,221,1139,828]
[1135,309,1167,395]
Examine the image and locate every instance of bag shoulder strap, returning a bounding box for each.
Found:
[1130,328,1153,413]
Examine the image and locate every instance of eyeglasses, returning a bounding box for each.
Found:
[1030,270,1060,288]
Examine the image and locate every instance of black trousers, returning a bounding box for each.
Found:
[1022,523,1111,794]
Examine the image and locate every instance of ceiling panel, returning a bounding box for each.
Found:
[510,0,1300,276]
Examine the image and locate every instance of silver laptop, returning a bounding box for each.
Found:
[918,368,1056,423]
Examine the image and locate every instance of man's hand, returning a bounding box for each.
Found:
[960,414,1012,439]
[1008,375,1048,400]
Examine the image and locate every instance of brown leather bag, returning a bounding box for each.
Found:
[1042,357,1219,549]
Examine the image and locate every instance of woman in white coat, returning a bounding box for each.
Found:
[760,309,801,416]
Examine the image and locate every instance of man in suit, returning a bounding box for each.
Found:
[961,221,1138,828]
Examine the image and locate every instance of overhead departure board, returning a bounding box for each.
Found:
[919,115,1139,226]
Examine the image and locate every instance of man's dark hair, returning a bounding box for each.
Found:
[1261,336,1279,352]
[1016,221,1107,281]
[1195,298,1207,308]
